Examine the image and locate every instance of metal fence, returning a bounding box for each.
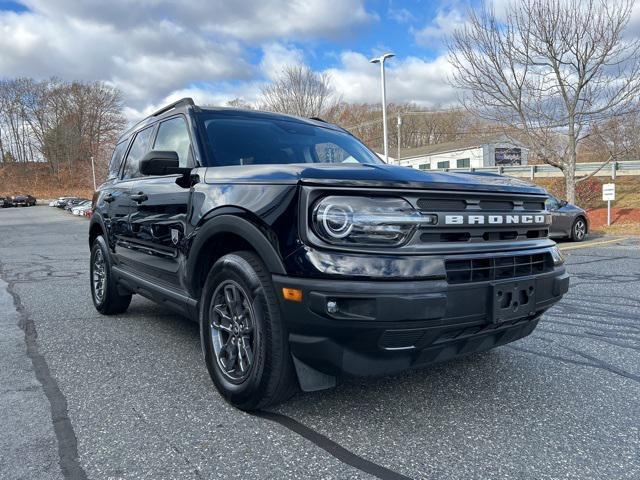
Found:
[433,160,640,179]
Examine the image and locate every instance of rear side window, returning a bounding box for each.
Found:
[153,116,192,168]
[107,140,129,180]
[122,126,154,179]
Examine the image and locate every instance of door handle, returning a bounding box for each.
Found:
[103,193,115,203]
[131,192,148,203]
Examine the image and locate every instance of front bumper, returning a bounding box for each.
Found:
[273,265,569,383]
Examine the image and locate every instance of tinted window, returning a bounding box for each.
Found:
[107,140,129,179]
[153,116,192,168]
[437,160,450,169]
[122,126,154,179]
[457,158,470,168]
[199,116,382,166]
[545,197,560,210]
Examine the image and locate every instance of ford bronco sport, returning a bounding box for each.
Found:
[89,98,569,410]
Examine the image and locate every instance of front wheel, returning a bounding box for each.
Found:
[571,217,587,242]
[200,251,297,410]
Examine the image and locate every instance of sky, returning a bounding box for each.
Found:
[1,0,639,120]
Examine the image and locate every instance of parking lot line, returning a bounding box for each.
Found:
[558,237,629,251]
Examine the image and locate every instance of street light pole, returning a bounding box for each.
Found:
[91,156,97,191]
[370,53,394,163]
[397,115,402,164]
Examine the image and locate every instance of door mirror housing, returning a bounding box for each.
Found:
[140,151,190,176]
[559,199,568,207]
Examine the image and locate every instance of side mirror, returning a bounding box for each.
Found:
[139,151,185,176]
[559,199,568,207]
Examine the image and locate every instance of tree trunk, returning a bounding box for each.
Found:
[565,164,576,204]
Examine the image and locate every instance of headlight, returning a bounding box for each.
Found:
[550,245,565,266]
[311,196,436,246]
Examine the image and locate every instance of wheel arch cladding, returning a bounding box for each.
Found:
[89,217,106,246]
[187,214,287,298]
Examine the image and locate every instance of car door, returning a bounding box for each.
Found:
[125,115,194,288]
[99,138,134,260]
[546,196,572,237]
[112,125,157,268]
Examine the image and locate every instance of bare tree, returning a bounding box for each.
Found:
[447,0,640,202]
[260,66,338,118]
[0,78,124,185]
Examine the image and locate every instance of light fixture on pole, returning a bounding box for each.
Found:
[370,52,394,163]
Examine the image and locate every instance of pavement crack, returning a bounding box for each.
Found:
[252,410,415,480]
[0,262,88,480]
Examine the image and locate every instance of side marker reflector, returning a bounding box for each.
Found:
[282,288,303,302]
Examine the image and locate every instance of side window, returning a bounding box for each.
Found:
[107,140,128,180]
[546,197,560,210]
[437,160,450,169]
[153,116,192,167]
[314,142,356,163]
[122,126,154,179]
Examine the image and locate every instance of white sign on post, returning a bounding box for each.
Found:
[602,183,616,201]
[602,183,615,226]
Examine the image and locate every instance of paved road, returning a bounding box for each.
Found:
[1,206,638,480]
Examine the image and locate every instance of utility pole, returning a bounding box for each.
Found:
[91,156,97,191]
[397,115,402,165]
[370,53,394,163]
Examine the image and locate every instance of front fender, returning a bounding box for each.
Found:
[185,214,287,295]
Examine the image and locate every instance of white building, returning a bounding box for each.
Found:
[388,135,529,171]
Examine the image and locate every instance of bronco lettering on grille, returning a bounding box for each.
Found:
[444,214,546,225]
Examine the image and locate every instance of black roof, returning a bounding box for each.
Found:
[119,97,344,143]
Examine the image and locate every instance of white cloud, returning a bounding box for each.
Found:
[412,7,467,47]
[324,51,459,107]
[0,0,376,110]
[259,43,305,81]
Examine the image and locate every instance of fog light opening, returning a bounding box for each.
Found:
[326,300,339,314]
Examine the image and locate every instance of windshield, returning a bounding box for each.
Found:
[198,114,383,167]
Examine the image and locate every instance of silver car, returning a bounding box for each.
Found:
[546,196,589,242]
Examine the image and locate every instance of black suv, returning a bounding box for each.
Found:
[89,98,569,410]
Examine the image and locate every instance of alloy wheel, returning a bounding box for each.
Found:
[92,248,106,303]
[574,219,586,240]
[209,280,256,383]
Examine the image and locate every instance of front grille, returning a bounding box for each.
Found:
[413,192,549,245]
[445,252,553,284]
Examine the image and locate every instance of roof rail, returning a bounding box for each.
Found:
[151,97,195,117]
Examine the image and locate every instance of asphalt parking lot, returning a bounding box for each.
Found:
[1,206,638,480]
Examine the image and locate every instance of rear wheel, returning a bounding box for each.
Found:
[200,251,297,410]
[90,236,132,314]
[571,217,587,242]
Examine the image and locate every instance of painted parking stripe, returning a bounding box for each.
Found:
[559,237,629,251]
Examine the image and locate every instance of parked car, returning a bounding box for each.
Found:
[89,98,569,410]
[54,197,80,208]
[50,196,74,207]
[65,198,90,211]
[546,196,588,242]
[12,194,37,207]
[0,196,11,208]
[71,201,92,215]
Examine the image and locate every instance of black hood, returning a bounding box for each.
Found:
[203,163,547,195]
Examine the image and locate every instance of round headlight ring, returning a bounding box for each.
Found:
[320,203,354,239]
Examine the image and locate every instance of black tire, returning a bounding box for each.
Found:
[90,236,132,314]
[570,217,587,242]
[200,251,297,410]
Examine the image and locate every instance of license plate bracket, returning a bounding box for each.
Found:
[491,279,537,323]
